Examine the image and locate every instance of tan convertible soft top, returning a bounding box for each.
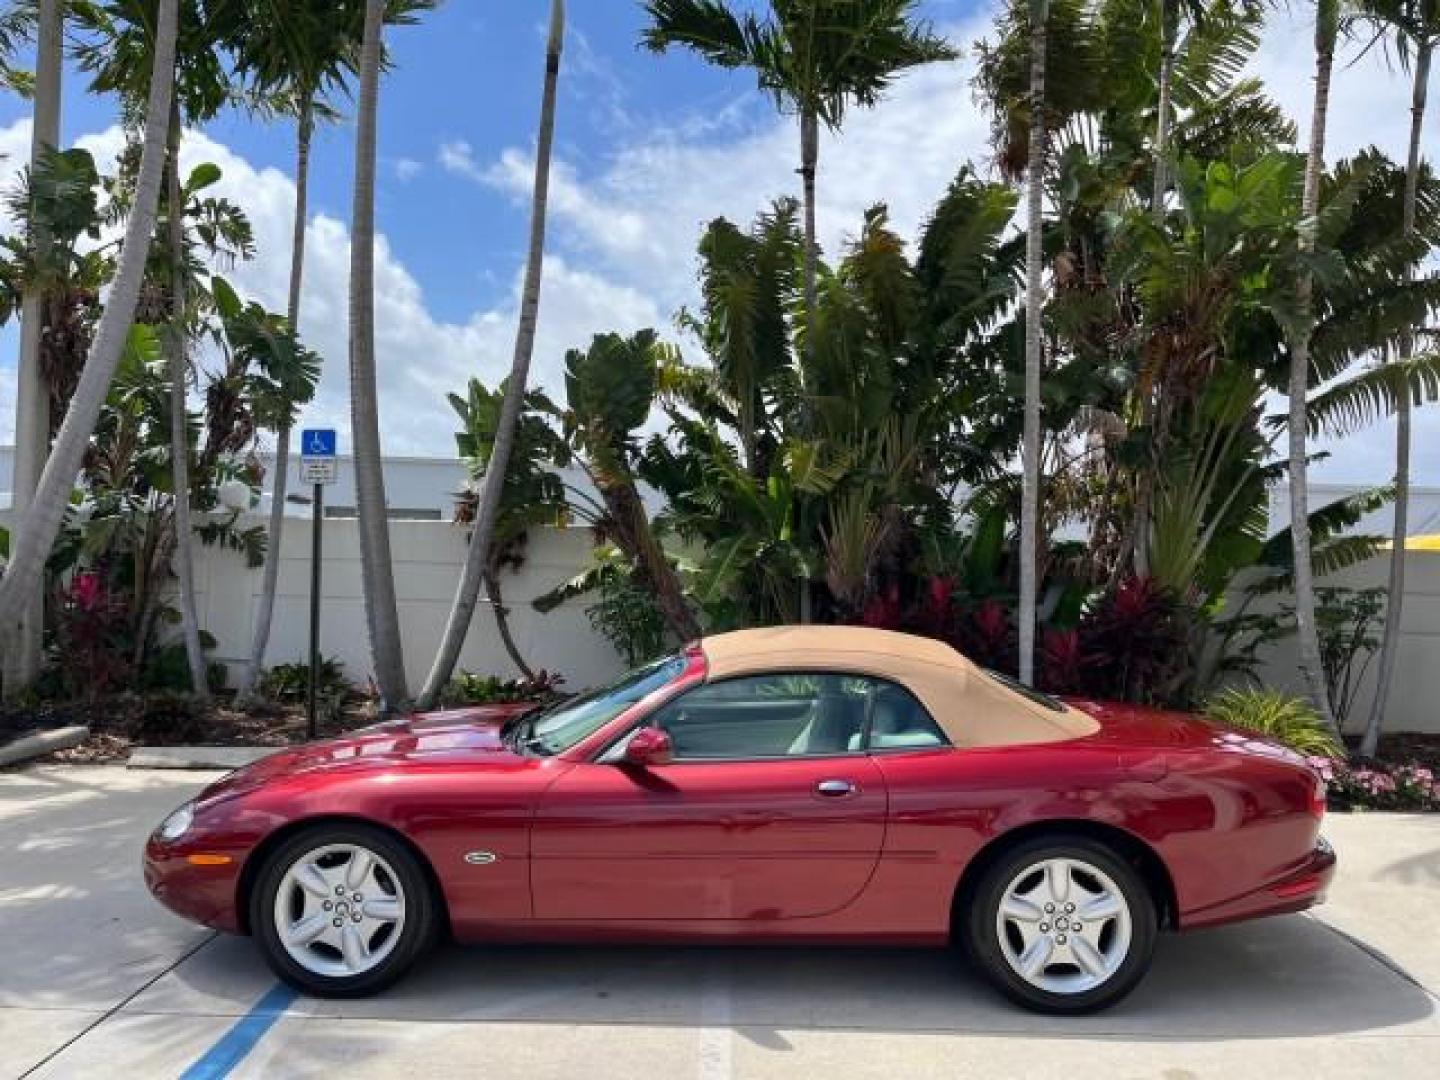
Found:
[700,626,1098,748]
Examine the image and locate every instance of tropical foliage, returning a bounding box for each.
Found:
[1203,688,1344,759]
[0,1,1437,784]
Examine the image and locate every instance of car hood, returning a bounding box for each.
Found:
[197,702,539,805]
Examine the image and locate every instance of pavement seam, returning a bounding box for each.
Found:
[17,932,219,1080]
[104,1009,1440,1041]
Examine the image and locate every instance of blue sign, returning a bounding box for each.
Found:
[301,429,337,457]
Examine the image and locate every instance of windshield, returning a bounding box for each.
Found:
[507,654,688,756]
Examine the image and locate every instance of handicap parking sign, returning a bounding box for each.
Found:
[301,429,337,457]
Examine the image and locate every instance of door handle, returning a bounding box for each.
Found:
[815,779,856,797]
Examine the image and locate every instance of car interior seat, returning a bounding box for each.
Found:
[851,684,946,750]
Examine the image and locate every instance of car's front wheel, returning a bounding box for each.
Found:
[964,836,1157,1014]
[251,823,438,997]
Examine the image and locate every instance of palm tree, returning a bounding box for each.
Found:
[74,0,243,698]
[641,0,956,393]
[163,93,209,698]
[1287,0,1342,731]
[443,378,571,681]
[0,4,34,96]
[1351,0,1438,756]
[222,1,375,706]
[1018,0,1049,686]
[2,0,62,698]
[643,1,953,622]
[1152,0,1210,218]
[415,0,565,710]
[0,0,179,641]
[349,0,408,709]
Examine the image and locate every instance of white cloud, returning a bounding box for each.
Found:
[393,156,423,182]
[484,14,995,316]
[155,126,665,457]
[0,120,662,458]
[2,3,1436,487]
[437,138,485,182]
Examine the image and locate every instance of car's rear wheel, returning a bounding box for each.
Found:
[963,836,1157,1014]
[251,823,438,997]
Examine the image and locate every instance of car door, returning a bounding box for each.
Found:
[531,672,888,921]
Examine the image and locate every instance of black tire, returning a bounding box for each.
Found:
[250,822,439,997]
[962,836,1158,1014]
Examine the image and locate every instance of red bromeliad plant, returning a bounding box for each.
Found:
[953,598,1017,674]
[1039,627,1083,694]
[1077,576,1189,704]
[860,583,904,631]
[54,571,134,701]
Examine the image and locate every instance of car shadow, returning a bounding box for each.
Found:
[157,912,1436,1042]
[1378,846,1440,889]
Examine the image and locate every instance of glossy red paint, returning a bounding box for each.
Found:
[143,661,1334,948]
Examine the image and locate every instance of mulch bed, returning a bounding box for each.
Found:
[1,694,379,767]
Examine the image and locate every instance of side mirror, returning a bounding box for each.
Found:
[623,727,674,768]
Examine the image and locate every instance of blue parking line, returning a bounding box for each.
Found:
[179,982,299,1080]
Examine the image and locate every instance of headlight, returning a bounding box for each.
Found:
[157,802,195,842]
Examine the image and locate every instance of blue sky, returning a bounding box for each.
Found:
[0,0,1433,486]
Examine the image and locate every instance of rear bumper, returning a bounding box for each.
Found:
[1181,837,1336,930]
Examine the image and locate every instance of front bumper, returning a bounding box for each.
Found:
[143,834,245,934]
[1182,837,1337,930]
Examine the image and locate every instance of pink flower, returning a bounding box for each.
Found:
[1305,755,1337,782]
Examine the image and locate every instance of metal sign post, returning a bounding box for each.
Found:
[299,429,338,740]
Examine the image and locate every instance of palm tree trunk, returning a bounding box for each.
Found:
[799,107,819,340]
[1018,0,1049,686]
[1288,0,1339,733]
[2,0,63,698]
[0,0,178,641]
[235,97,314,707]
[603,477,701,643]
[1152,0,1177,220]
[797,105,820,625]
[1362,38,1430,758]
[349,0,408,710]
[164,99,210,700]
[484,566,536,681]
[415,0,564,709]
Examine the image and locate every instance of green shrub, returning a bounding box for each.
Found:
[260,657,347,701]
[140,640,227,694]
[438,670,564,708]
[1202,688,1343,759]
[259,657,350,720]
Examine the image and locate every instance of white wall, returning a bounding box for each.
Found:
[10,495,1440,730]
[191,519,627,695]
[1248,550,1440,735]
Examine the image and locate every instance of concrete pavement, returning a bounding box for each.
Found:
[2,764,1436,1079]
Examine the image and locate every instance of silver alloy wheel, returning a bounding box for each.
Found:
[272,842,406,978]
[995,856,1132,995]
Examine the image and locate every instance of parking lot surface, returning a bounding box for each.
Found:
[2,764,1437,1079]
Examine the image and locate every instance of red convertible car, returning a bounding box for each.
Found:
[145,626,1334,1013]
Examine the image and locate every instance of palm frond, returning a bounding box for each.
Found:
[1308,353,1440,436]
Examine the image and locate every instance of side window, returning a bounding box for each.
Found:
[864,682,948,751]
[645,673,947,760]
